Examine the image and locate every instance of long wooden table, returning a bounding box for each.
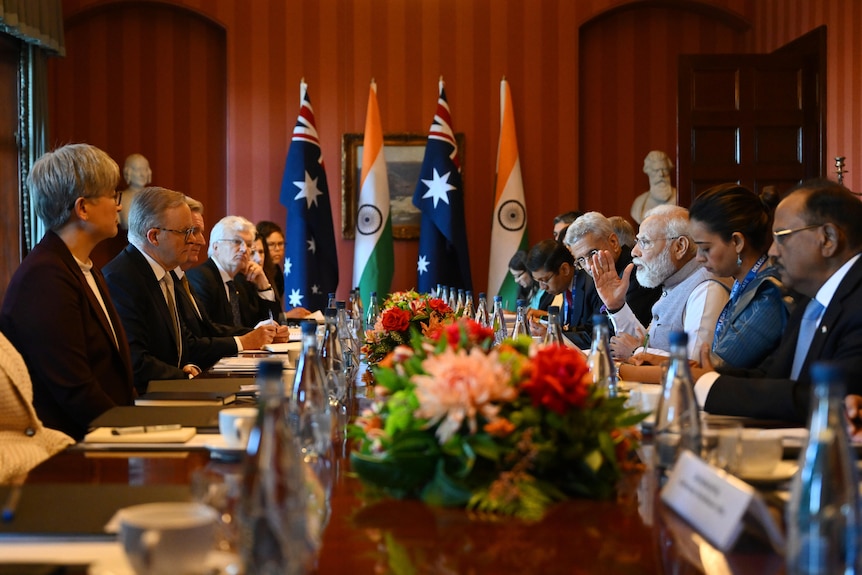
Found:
[12,442,786,574]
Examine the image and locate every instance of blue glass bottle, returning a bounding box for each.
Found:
[786,362,860,575]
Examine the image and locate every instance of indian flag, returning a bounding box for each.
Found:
[353,80,394,306]
[487,78,527,308]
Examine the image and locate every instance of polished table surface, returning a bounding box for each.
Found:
[13,443,787,575]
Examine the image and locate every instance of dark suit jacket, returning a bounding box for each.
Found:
[103,245,229,394]
[171,271,249,348]
[705,255,862,423]
[0,231,134,440]
[186,258,281,328]
[617,246,662,327]
[563,270,606,348]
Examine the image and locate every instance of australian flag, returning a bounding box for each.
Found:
[280,81,339,312]
[412,79,472,293]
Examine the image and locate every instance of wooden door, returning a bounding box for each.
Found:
[678,29,824,202]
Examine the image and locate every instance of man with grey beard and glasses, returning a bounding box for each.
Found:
[589,205,729,361]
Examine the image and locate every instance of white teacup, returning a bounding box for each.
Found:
[628,384,662,423]
[734,429,783,476]
[119,501,217,575]
[218,407,258,449]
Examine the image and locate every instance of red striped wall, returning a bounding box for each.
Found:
[49,0,858,301]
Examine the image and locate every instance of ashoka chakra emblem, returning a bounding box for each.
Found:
[356,204,383,235]
[497,199,526,231]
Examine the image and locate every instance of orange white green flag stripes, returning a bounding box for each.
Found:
[487,78,528,307]
[353,81,394,305]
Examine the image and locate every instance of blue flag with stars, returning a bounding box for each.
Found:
[412,79,472,293]
[280,81,339,312]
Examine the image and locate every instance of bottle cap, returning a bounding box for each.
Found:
[494,295,502,301]
[592,314,608,326]
[516,299,526,307]
[328,292,335,298]
[257,358,283,377]
[810,361,844,384]
[669,331,688,346]
[300,320,317,335]
[324,308,337,318]
[336,301,346,309]
[370,291,377,297]
[548,305,560,314]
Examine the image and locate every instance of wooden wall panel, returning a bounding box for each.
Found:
[0,35,21,302]
[48,2,226,266]
[753,0,862,194]
[578,4,749,223]
[49,0,862,304]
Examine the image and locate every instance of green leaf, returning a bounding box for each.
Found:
[420,460,474,507]
[583,448,603,472]
[350,450,438,492]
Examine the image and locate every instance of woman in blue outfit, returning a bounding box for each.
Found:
[688,183,789,368]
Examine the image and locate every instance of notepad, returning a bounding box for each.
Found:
[83,426,197,444]
[134,391,238,406]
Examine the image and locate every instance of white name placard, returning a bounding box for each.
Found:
[661,450,784,552]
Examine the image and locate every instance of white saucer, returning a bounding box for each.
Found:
[737,460,798,485]
[89,549,239,575]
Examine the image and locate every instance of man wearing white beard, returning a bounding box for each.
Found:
[590,205,730,361]
[630,150,678,224]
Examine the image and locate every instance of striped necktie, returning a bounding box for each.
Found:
[160,274,182,364]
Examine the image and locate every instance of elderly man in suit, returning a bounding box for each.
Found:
[525,239,604,348]
[563,211,661,327]
[187,215,281,329]
[591,205,729,360]
[0,144,135,440]
[695,180,862,423]
[103,187,228,394]
[174,198,282,349]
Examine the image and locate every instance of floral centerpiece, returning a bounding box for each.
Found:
[362,290,456,365]
[350,318,645,521]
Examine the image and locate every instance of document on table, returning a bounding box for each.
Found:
[210,356,291,373]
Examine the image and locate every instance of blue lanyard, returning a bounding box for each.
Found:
[713,254,768,342]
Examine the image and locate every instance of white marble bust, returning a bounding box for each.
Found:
[630,150,677,224]
[118,153,152,229]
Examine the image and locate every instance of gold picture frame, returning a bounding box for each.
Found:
[341,132,465,240]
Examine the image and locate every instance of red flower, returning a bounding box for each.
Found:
[434,319,494,347]
[428,298,452,316]
[381,308,411,332]
[521,346,591,415]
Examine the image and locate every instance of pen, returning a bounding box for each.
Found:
[111,424,182,436]
[2,486,21,522]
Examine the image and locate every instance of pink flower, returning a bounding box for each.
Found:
[413,347,518,443]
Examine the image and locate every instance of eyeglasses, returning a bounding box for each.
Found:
[575,249,600,271]
[155,226,199,243]
[69,191,122,210]
[216,238,254,250]
[772,223,822,244]
[635,236,679,250]
[533,270,557,285]
[266,241,285,249]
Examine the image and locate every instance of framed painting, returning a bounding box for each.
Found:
[341,132,465,239]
